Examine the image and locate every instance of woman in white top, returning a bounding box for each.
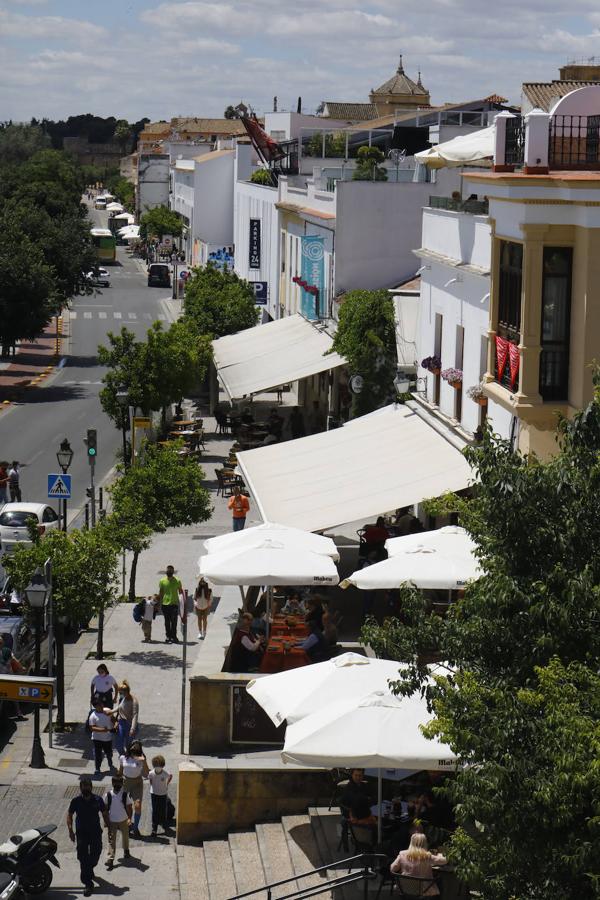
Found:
[390,832,447,896]
[194,578,212,641]
[118,739,149,837]
[90,664,118,707]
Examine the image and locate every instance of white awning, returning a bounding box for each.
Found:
[212,314,346,400]
[236,403,473,533]
[415,125,495,169]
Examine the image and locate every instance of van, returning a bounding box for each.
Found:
[147,263,171,287]
[95,197,107,210]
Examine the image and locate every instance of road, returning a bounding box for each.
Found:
[0,204,171,522]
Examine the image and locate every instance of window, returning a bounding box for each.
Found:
[539,247,572,401]
[43,507,58,523]
[496,241,522,386]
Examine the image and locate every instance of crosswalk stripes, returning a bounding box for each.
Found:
[113,312,122,319]
[84,312,92,319]
[99,312,107,319]
[128,313,136,319]
[70,310,169,323]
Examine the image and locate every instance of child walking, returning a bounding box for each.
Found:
[148,754,172,838]
[194,578,212,640]
[141,595,157,643]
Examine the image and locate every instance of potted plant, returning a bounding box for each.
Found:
[441,367,463,388]
[420,355,442,376]
[467,382,488,406]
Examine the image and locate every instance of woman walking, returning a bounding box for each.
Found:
[194,577,212,640]
[118,740,149,838]
[110,681,139,756]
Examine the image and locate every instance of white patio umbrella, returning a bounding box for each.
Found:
[118,225,140,236]
[199,538,339,586]
[415,125,495,169]
[282,689,457,840]
[107,202,124,212]
[247,651,404,725]
[342,526,481,590]
[203,522,340,563]
[113,212,135,223]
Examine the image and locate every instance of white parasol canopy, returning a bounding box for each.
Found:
[282,688,456,772]
[113,212,135,223]
[247,652,404,725]
[198,538,339,586]
[342,526,481,590]
[203,522,340,563]
[415,125,495,169]
[118,224,140,236]
[107,202,124,212]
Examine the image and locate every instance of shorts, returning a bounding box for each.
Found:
[123,775,144,801]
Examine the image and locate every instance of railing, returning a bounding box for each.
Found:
[539,346,569,401]
[549,114,600,169]
[429,196,489,215]
[227,852,387,900]
[505,115,525,166]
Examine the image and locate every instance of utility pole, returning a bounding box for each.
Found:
[84,429,97,527]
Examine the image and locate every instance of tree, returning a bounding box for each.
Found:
[105,174,135,211]
[331,289,397,416]
[114,119,132,153]
[103,516,153,602]
[363,378,600,899]
[4,526,120,658]
[139,206,183,240]
[109,443,212,599]
[0,123,50,164]
[352,145,387,181]
[223,105,238,120]
[98,327,155,426]
[183,262,259,338]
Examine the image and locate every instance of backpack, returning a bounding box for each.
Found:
[107,790,129,812]
[132,600,145,623]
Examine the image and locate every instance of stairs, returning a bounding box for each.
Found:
[197,808,367,900]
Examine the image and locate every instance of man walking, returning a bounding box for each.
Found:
[158,565,184,644]
[88,698,115,776]
[67,777,109,896]
[227,486,249,531]
[105,775,132,870]
[8,461,21,502]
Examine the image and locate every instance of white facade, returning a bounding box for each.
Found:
[171,150,235,264]
[137,154,170,215]
[234,179,280,320]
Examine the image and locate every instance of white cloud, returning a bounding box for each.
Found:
[178,37,240,54]
[0,12,106,42]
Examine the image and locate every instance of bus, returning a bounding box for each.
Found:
[90,227,116,264]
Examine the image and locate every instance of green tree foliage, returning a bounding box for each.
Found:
[4,526,120,658]
[0,123,50,164]
[109,443,212,598]
[305,131,347,158]
[223,105,238,120]
[363,380,600,898]
[139,205,183,240]
[249,168,275,186]
[352,145,388,181]
[105,174,135,211]
[331,289,397,416]
[114,120,132,153]
[183,262,259,338]
[103,515,153,602]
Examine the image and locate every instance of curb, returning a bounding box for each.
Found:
[0,313,68,413]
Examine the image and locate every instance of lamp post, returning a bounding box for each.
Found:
[25,568,49,769]
[116,389,130,469]
[56,438,73,533]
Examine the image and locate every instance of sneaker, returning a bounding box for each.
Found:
[165,638,171,644]
[123,850,131,859]
[200,633,205,640]
[197,633,202,640]
[84,885,93,897]
[94,769,101,776]
[151,830,157,838]
[171,636,180,643]
[105,860,113,870]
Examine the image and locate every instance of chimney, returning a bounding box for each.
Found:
[297,97,302,114]
[273,96,278,112]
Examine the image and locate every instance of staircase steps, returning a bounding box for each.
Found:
[256,821,298,898]
[204,839,239,900]
[229,830,268,896]
[281,814,334,899]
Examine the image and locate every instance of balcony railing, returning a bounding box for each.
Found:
[505,115,525,166]
[429,196,489,215]
[548,114,600,169]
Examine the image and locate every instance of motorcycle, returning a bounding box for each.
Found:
[0,872,21,899]
[0,825,59,894]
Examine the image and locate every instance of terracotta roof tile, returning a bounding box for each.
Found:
[522,81,600,112]
[323,102,379,121]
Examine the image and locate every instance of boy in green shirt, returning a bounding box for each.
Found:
[158,565,184,643]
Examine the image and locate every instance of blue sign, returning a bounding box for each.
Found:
[252,282,268,305]
[47,473,71,499]
[300,235,325,320]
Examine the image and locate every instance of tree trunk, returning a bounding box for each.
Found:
[129,549,140,602]
[96,608,104,659]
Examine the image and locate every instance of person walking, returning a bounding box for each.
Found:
[67,777,109,896]
[227,486,249,531]
[158,565,184,644]
[148,754,172,838]
[0,462,9,505]
[105,775,132,870]
[118,740,149,838]
[8,461,21,502]
[90,664,118,708]
[194,578,212,640]
[109,680,139,755]
[88,698,115,776]
[140,595,157,643]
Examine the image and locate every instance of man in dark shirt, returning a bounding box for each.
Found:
[67,777,109,896]
[338,768,373,851]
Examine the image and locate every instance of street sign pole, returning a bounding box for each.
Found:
[90,458,96,528]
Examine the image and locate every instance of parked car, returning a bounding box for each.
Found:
[0,613,56,718]
[94,198,107,210]
[0,504,60,554]
[147,263,171,287]
[86,267,111,287]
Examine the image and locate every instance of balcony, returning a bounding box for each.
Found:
[497,110,600,172]
[429,195,489,215]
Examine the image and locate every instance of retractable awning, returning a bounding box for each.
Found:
[236,403,473,533]
[212,314,346,400]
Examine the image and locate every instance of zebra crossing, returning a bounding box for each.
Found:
[70,310,167,321]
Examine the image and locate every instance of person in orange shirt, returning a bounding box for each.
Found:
[228,486,249,531]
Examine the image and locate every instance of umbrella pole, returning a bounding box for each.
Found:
[378,768,382,844]
[266,585,272,640]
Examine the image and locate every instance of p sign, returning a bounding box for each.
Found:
[252,281,268,306]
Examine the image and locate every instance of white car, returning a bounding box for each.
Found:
[0,503,60,553]
[86,267,111,287]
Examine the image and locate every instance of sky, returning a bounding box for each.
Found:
[2,0,600,122]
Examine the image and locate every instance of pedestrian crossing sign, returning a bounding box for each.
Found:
[47,473,72,499]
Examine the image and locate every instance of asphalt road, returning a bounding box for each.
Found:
[0,204,170,522]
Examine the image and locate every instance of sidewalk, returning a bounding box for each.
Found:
[0,315,66,408]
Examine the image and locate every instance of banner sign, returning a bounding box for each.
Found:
[495,336,509,380]
[252,282,268,305]
[508,341,520,391]
[249,219,261,269]
[300,235,325,320]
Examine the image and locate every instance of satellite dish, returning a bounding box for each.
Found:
[388,148,407,164]
[350,375,364,394]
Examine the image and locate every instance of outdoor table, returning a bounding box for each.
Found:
[172,420,194,429]
[259,639,311,674]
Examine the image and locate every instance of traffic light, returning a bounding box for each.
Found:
[85,429,97,462]
[86,487,94,500]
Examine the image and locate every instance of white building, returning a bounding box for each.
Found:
[137,154,170,216]
[171,149,235,264]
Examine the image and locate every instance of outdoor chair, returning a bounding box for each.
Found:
[393,874,439,897]
[214,409,230,434]
[328,768,349,811]
[348,823,377,855]
[216,468,241,497]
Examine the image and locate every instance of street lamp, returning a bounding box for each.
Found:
[56,438,73,533]
[116,389,130,468]
[25,568,50,769]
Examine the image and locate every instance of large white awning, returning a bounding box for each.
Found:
[415,125,495,169]
[236,403,473,533]
[212,314,346,400]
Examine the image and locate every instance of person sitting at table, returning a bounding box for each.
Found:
[390,832,447,895]
[321,611,338,646]
[295,620,328,662]
[241,407,254,425]
[349,797,377,827]
[267,408,284,438]
[362,516,389,562]
[229,613,265,671]
[305,596,324,630]
[282,592,305,616]
[339,768,373,811]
